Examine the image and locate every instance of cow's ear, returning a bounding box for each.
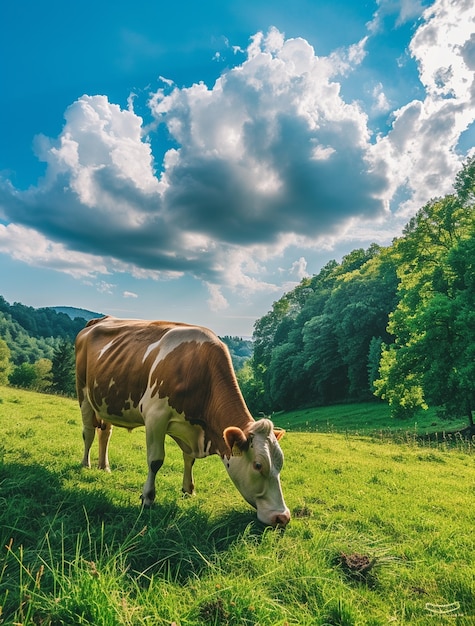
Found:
[223,426,248,456]
[273,427,285,441]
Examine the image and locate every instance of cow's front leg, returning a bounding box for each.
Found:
[97,421,113,471]
[141,416,167,506]
[182,452,196,496]
[81,400,96,468]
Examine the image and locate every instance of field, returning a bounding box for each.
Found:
[1,385,474,625]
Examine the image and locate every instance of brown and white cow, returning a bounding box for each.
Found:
[75,316,290,527]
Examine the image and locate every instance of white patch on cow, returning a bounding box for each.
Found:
[142,340,161,362]
[98,339,116,359]
[148,327,212,375]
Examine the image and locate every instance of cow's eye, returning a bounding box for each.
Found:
[253,461,262,472]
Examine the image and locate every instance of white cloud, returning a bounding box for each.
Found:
[0,223,108,278]
[206,283,229,312]
[367,0,427,33]
[123,291,138,298]
[291,257,309,280]
[1,3,474,313]
[371,82,391,113]
[374,0,475,216]
[97,281,115,294]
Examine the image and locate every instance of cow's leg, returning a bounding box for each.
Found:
[80,399,96,468]
[141,415,167,506]
[97,422,113,471]
[182,452,196,495]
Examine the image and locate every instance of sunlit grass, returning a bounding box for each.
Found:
[273,400,468,437]
[1,385,474,624]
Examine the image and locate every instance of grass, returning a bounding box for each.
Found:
[1,385,475,624]
[272,400,468,438]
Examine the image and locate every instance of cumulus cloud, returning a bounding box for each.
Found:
[374,0,475,216]
[371,82,391,114]
[0,222,109,278]
[367,0,427,33]
[206,283,229,312]
[0,28,388,284]
[0,1,474,304]
[97,281,116,294]
[150,27,388,249]
[291,257,309,280]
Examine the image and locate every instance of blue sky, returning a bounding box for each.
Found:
[1,0,474,337]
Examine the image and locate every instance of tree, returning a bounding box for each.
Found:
[251,244,399,411]
[0,338,12,384]
[51,340,76,395]
[367,336,383,393]
[0,311,59,365]
[236,360,270,416]
[9,362,38,388]
[326,252,398,399]
[301,313,346,404]
[34,358,53,393]
[374,168,475,424]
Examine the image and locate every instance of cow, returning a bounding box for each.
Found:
[75,316,290,527]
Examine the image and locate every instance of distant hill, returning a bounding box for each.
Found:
[0,296,101,364]
[50,306,102,321]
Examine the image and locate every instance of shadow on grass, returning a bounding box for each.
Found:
[0,460,266,585]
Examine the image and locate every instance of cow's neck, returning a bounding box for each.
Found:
[208,392,254,457]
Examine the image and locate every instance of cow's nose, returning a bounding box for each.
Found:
[273,510,291,527]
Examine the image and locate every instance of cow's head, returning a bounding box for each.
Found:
[222,418,290,527]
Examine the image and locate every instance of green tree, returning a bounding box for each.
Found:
[34,358,53,393]
[326,250,398,399]
[252,246,398,411]
[367,336,383,393]
[374,171,475,424]
[0,338,12,384]
[301,313,346,404]
[9,362,38,388]
[236,360,269,416]
[51,340,76,395]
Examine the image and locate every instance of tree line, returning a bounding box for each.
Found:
[0,301,87,395]
[238,158,475,426]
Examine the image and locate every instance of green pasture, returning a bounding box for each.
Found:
[1,385,474,625]
[272,401,468,437]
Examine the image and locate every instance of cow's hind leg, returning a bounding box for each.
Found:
[182,452,196,496]
[81,399,96,468]
[141,414,167,507]
[97,421,113,471]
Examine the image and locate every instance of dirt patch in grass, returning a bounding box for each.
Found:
[336,552,376,582]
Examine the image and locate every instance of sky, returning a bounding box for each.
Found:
[1,0,475,337]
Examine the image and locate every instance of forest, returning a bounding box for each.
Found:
[0,300,89,395]
[1,158,474,425]
[237,157,475,425]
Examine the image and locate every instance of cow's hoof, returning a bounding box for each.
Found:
[181,489,195,498]
[140,494,154,508]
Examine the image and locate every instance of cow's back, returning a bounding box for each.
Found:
[75,316,239,431]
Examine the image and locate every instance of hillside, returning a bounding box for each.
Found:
[51,306,102,321]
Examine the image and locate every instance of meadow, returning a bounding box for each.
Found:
[1,385,474,625]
